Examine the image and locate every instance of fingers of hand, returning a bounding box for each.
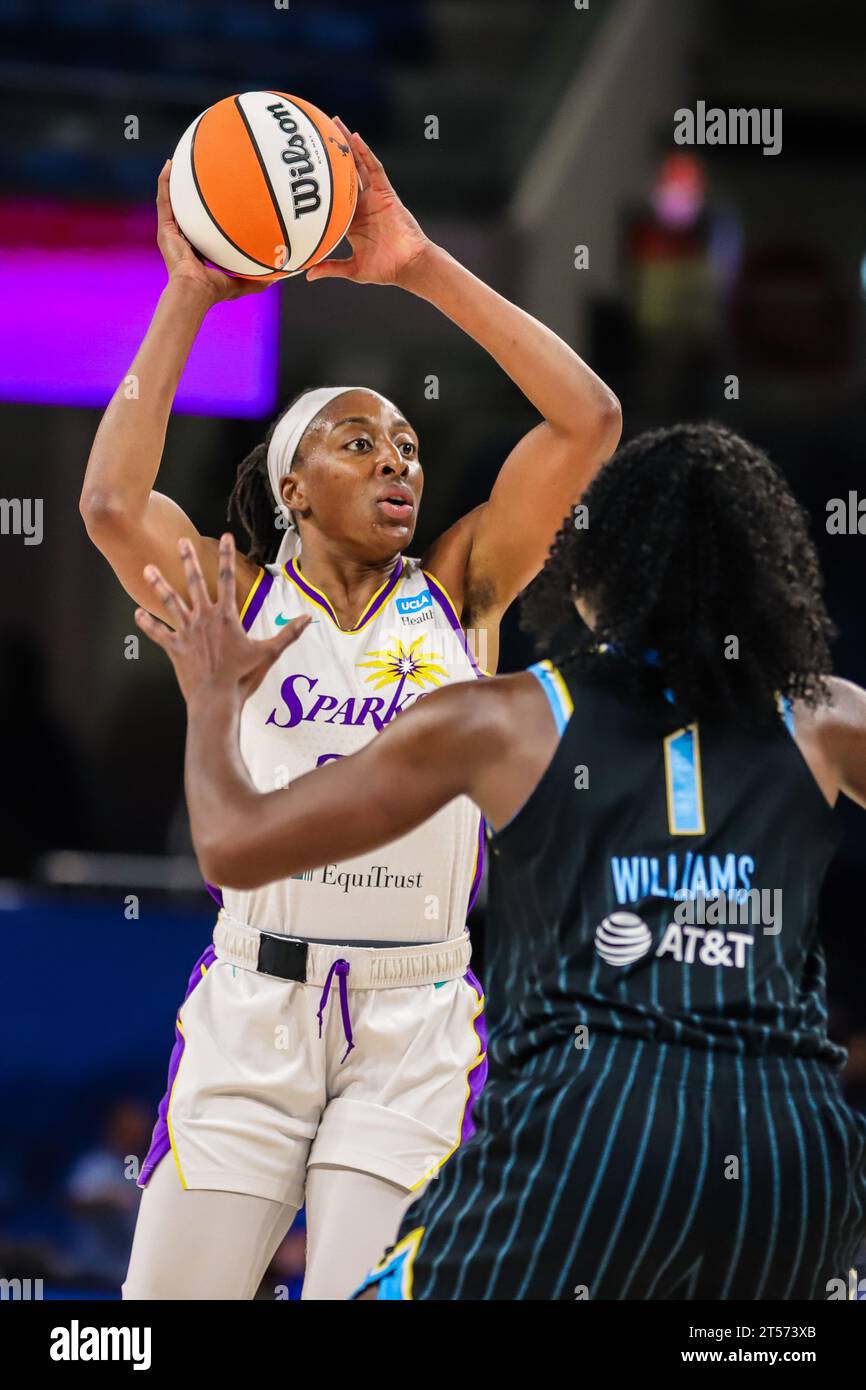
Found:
[144,563,190,627]
[352,131,386,183]
[177,537,209,612]
[156,162,174,216]
[333,116,366,192]
[306,257,356,282]
[270,614,312,655]
[134,606,173,651]
[217,533,237,614]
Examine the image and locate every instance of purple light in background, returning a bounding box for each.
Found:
[0,242,278,418]
[651,152,706,231]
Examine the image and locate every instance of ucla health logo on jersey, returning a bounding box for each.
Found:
[395,590,433,625]
[595,912,654,966]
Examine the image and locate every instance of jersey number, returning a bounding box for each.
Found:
[663,723,706,836]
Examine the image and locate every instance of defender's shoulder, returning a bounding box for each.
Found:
[796,677,866,733]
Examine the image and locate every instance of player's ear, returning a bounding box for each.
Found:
[281,475,303,512]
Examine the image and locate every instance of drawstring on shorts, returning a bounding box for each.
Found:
[317,959,355,1063]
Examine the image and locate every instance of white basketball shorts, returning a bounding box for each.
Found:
[138,915,488,1208]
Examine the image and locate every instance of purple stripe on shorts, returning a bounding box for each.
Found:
[137,942,217,1187]
[242,568,274,633]
[460,967,489,1145]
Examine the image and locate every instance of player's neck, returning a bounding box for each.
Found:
[291,534,402,629]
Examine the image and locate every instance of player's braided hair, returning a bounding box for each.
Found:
[228,387,314,566]
[521,422,835,727]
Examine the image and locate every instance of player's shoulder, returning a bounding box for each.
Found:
[794,676,866,734]
[791,676,866,810]
[419,507,487,616]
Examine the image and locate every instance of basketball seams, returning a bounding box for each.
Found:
[265,91,339,273]
[189,111,278,276]
[234,94,292,269]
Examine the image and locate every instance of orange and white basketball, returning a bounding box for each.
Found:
[168,92,358,279]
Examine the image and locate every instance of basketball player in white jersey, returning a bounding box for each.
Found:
[81,121,621,1299]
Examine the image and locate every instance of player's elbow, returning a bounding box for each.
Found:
[557,386,622,466]
[196,839,247,892]
[591,388,622,458]
[79,487,135,547]
[194,830,264,893]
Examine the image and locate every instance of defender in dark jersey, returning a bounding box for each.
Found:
[136,423,866,1300]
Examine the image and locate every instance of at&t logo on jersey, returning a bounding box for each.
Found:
[595,912,653,966]
[594,911,754,970]
[395,590,434,625]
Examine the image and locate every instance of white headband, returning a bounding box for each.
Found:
[266,386,394,566]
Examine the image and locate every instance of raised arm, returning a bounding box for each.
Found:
[80,163,268,623]
[307,122,622,629]
[403,246,621,619]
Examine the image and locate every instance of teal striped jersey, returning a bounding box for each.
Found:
[486,654,844,1070]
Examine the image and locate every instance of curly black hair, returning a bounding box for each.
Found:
[521,422,835,727]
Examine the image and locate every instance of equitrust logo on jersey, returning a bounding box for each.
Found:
[294,863,425,893]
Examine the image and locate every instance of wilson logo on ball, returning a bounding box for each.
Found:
[169,91,357,279]
[594,912,653,967]
[266,101,322,218]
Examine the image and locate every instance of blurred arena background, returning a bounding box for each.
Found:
[1,0,865,1298]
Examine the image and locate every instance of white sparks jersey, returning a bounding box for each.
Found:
[217,553,485,944]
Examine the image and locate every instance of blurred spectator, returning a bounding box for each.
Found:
[63,1099,150,1287]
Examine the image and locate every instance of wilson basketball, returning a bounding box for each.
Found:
[168,91,358,279]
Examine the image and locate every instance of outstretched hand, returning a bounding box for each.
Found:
[305,118,431,288]
[134,534,310,706]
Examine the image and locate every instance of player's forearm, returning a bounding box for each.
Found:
[185,681,480,892]
[397,243,620,439]
[184,689,262,884]
[184,690,344,889]
[81,279,214,525]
